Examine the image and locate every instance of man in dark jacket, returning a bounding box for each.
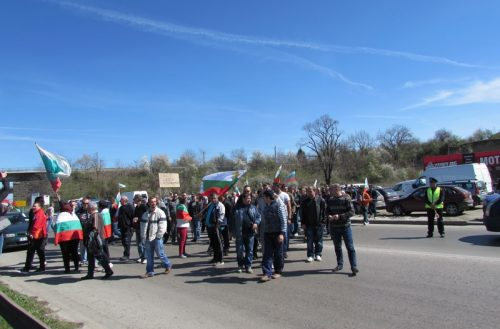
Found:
[188,195,203,242]
[118,196,134,261]
[301,186,325,263]
[132,195,148,263]
[326,184,358,276]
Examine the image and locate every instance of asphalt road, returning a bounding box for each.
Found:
[1,219,499,329]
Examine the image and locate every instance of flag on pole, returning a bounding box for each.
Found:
[35,143,71,192]
[313,179,318,188]
[115,191,121,206]
[284,170,298,186]
[273,165,282,184]
[234,186,241,196]
[201,170,247,196]
[364,177,369,188]
[118,183,126,189]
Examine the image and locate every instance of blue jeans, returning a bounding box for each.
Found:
[306,225,323,258]
[293,211,301,235]
[135,229,145,260]
[330,225,357,269]
[191,219,201,241]
[145,238,171,275]
[362,206,369,224]
[236,234,255,268]
[112,221,121,238]
[0,233,3,256]
[262,232,284,277]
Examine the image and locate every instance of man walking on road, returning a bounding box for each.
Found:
[260,190,287,282]
[118,196,134,261]
[425,177,445,238]
[140,197,172,278]
[326,184,359,276]
[301,186,326,263]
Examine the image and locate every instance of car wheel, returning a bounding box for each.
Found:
[445,203,459,216]
[392,204,403,216]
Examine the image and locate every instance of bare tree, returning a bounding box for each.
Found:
[300,114,343,185]
[349,130,374,156]
[377,125,416,165]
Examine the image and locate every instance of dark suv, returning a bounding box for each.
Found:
[386,186,474,216]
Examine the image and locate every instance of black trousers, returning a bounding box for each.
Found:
[24,238,47,270]
[87,245,112,277]
[207,226,223,262]
[220,225,230,252]
[427,208,444,235]
[120,229,132,257]
[59,239,80,272]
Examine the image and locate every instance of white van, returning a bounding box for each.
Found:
[121,191,149,204]
[415,163,493,193]
[391,180,416,197]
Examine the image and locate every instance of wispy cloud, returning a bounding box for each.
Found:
[401,78,500,110]
[402,77,471,89]
[0,133,63,143]
[50,0,487,69]
[354,114,412,120]
[278,53,374,90]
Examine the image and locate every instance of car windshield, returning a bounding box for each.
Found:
[7,212,28,224]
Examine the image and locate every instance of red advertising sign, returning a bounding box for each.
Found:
[423,154,463,169]
[475,151,500,169]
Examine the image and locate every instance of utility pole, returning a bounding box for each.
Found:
[274,146,277,163]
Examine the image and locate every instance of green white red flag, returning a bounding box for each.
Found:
[273,165,282,184]
[284,170,298,185]
[35,143,71,192]
[176,203,192,221]
[201,170,247,196]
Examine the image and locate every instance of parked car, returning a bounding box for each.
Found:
[377,188,399,204]
[385,186,474,216]
[391,180,417,197]
[1,211,29,251]
[438,180,487,207]
[484,197,500,232]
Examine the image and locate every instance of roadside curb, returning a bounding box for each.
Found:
[0,290,49,329]
[351,219,484,226]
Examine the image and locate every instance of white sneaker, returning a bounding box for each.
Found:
[136,258,142,263]
[237,267,243,273]
[109,262,113,268]
[306,257,314,263]
[315,255,322,262]
[214,261,225,267]
[141,259,147,264]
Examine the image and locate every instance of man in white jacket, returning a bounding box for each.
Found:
[140,197,172,278]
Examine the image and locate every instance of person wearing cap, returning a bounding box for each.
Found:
[259,190,287,282]
[425,177,445,238]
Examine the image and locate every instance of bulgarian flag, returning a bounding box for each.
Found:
[273,165,282,184]
[176,203,192,221]
[201,170,247,197]
[35,143,71,192]
[284,170,298,185]
[101,208,112,239]
[53,212,83,245]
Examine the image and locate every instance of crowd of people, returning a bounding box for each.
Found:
[10,181,367,281]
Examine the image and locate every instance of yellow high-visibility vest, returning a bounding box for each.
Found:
[425,187,443,209]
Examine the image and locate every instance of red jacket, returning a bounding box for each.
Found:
[31,208,48,239]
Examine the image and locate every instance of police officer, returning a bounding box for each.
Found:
[425,177,445,238]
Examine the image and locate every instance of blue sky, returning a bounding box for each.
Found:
[1,0,499,170]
